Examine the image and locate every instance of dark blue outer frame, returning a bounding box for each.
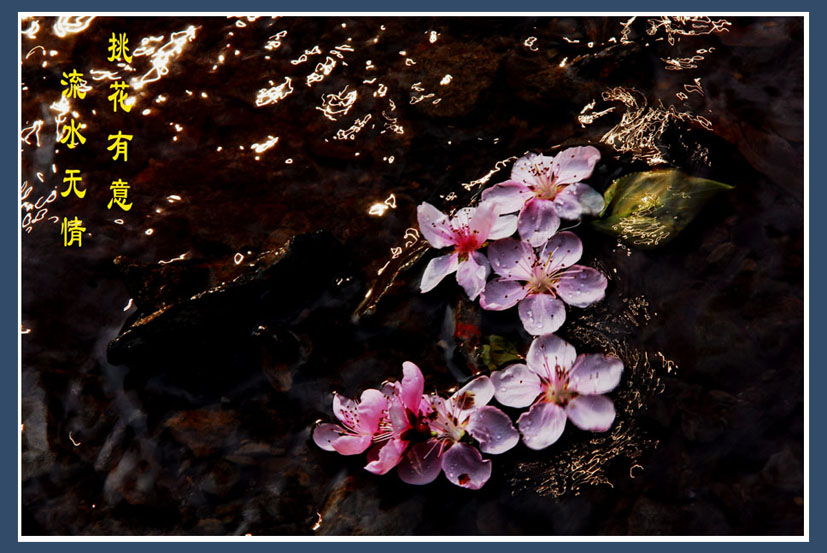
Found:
[3,0,816,550]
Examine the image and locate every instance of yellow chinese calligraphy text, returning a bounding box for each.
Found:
[107,32,133,63]
[107,131,134,161]
[107,179,133,211]
[60,118,86,149]
[108,82,133,112]
[60,69,87,100]
[60,216,86,247]
[61,169,86,198]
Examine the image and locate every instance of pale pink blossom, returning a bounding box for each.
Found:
[491,334,623,450]
[418,201,517,300]
[480,232,607,335]
[481,147,603,247]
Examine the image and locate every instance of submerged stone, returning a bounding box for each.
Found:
[107,231,348,402]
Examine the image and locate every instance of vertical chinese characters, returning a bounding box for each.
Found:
[58,63,89,246]
[106,32,135,213]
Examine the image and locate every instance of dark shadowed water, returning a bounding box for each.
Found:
[20,16,803,535]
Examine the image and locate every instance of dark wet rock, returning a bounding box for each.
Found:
[504,52,603,113]
[107,231,348,402]
[706,240,737,265]
[94,419,129,473]
[619,496,680,534]
[114,256,212,314]
[719,18,795,48]
[163,408,240,457]
[255,325,310,393]
[619,495,731,535]
[405,40,503,119]
[21,392,53,480]
[474,500,510,535]
[226,440,286,465]
[103,444,160,506]
[679,388,740,443]
[192,518,227,535]
[199,461,241,498]
[761,446,803,494]
[315,474,424,535]
[736,123,802,194]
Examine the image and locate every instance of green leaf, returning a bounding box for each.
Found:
[479,335,523,372]
[593,169,734,249]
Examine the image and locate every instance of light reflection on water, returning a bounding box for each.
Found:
[52,16,95,38]
[131,25,197,90]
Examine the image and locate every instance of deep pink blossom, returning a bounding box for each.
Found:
[418,201,518,300]
[364,361,432,476]
[396,375,519,489]
[314,362,519,490]
[481,147,603,247]
[480,232,607,335]
[491,334,623,450]
[313,388,389,455]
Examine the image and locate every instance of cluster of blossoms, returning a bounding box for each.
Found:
[418,146,608,335]
[314,362,520,489]
[314,147,624,489]
[313,334,622,488]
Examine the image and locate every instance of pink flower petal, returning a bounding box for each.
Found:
[518,198,561,247]
[388,396,410,435]
[511,152,555,188]
[397,440,443,485]
[428,394,449,421]
[420,252,459,293]
[356,388,388,435]
[481,180,534,213]
[381,380,401,398]
[517,401,567,450]
[568,354,623,395]
[417,202,456,249]
[554,265,607,308]
[566,394,616,432]
[538,231,583,274]
[466,405,520,455]
[332,393,359,430]
[554,182,604,217]
[471,202,499,242]
[418,396,433,417]
[451,202,497,244]
[488,214,519,240]
[331,434,373,455]
[381,381,403,409]
[480,278,529,311]
[551,189,584,220]
[551,145,601,185]
[456,251,490,300]
[450,375,494,416]
[486,238,536,281]
[364,438,407,475]
[440,442,492,489]
[313,423,343,452]
[525,334,578,383]
[400,361,425,414]
[450,207,475,231]
[518,293,566,336]
[491,363,543,408]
